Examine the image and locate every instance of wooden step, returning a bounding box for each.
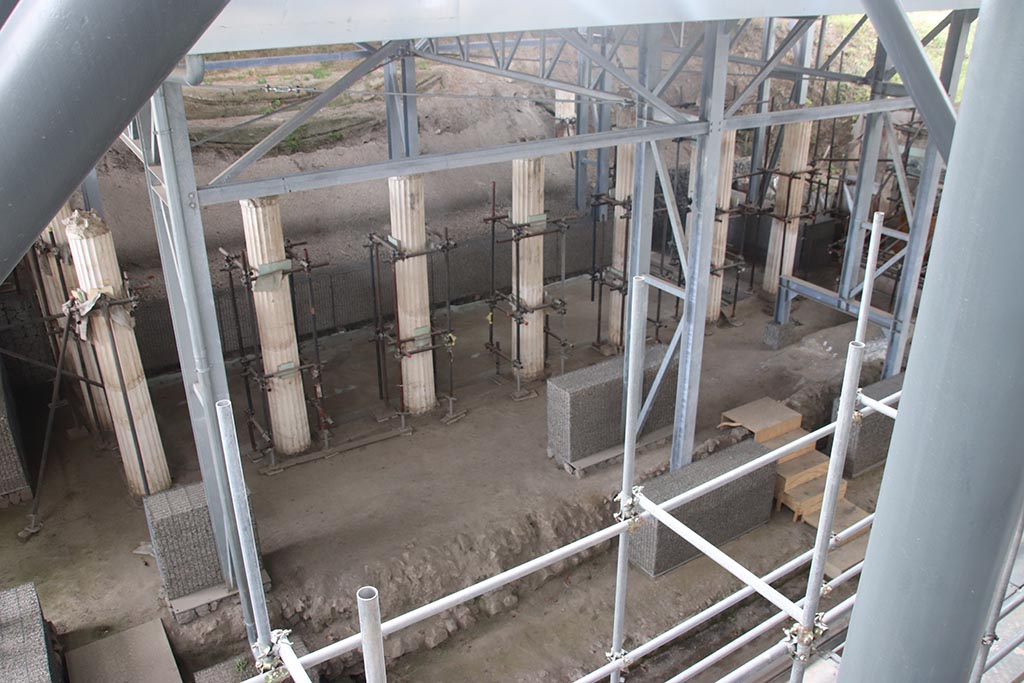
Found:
[805,498,871,540]
[776,474,848,523]
[721,397,803,444]
[825,533,870,579]
[775,450,830,497]
[762,428,817,463]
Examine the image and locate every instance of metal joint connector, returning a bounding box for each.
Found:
[613,486,644,530]
[605,648,632,671]
[784,615,828,660]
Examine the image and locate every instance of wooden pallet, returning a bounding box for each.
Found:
[776,474,848,522]
[775,450,830,498]
[721,398,802,444]
[761,428,817,463]
[561,425,673,479]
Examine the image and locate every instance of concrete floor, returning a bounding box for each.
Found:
[0,271,891,679]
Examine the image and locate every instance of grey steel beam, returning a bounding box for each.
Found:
[650,141,689,275]
[670,21,730,471]
[655,31,704,97]
[197,95,916,206]
[557,27,686,123]
[574,28,594,212]
[80,168,106,220]
[618,23,662,443]
[884,9,971,377]
[748,19,776,204]
[837,42,887,300]
[383,60,406,160]
[414,49,625,103]
[729,56,868,87]
[821,15,868,70]
[839,2,1024,679]
[862,0,956,162]
[149,82,237,587]
[401,50,420,157]
[724,17,816,118]
[209,41,402,186]
[0,0,230,282]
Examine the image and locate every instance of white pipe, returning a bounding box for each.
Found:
[857,390,898,420]
[985,625,1024,672]
[239,390,903,683]
[572,514,873,683]
[609,276,650,683]
[855,211,884,344]
[970,505,1024,681]
[278,641,314,683]
[215,399,272,651]
[790,340,865,683]
[636,494,803,621]
[673,566,863,683]
[358,586,387,683]
[1000,588,1024,620]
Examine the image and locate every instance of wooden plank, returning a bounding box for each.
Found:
[775,450,830,496]
[67,619,182,683]
[825,533,870,579]
[777,474,848,522]
[761,428,817,463]
[721,397,802,444]
[806,498,871,540]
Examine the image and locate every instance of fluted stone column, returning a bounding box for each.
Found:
[388,175,437,414]
[553,89,576,123]
[41,203,113,433]
[606,143,634,349]
[66,210,170,495]
[762,120,813,295]
[707,129,737,322]
[511,158,546,381]
[239,196,311,454]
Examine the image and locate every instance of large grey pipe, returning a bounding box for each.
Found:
[839,1,1024,680]
[0,0,229,281]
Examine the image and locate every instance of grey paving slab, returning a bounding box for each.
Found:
[66,619,181,683]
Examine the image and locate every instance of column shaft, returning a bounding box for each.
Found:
[607,143,634,348]
[707,129,737,322]
[511,158,546,381]
[762,120,813,294]
[66,210,170,495]
[44,203,113,433]
[388,175,437,414]
[239,196,311,454]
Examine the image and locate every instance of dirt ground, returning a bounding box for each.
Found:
[0,270,890,680]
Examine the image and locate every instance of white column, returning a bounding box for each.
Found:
[66,210,170,495]
[42,203,113,433]
[707,129,737,322]
[762,120,814,294]
[388,175,437,414]
[239,196,312,454]
[606,143,634,348]
[511,158,546,381]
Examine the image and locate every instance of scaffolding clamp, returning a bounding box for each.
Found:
[784,614,828,661]
[255,629,299,680]
[605,648,631,671]
[614,486,644,531]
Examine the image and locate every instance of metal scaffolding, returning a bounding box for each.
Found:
[20,1,1018,680]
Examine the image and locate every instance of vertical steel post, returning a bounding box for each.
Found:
[608,275,649,683]
[358,586,388,683]
[840,3,1024,678]
[620,23,661,423]
[400,47,420,158]
[747,19,776,205]
[837,42,886,300]
[215,399,272,652]
[150,83,236,586]
[884,10,971,377]
[669,22,729,471]
[575,28,593,212]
